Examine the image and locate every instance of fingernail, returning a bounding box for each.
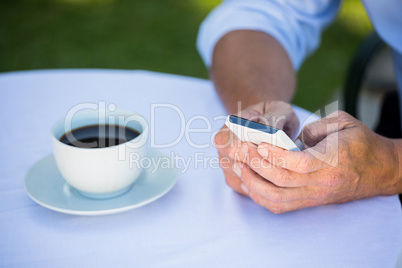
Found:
[240,183,249,194]
[232,164,241,177]
[241,143,248,156]
[257,146,268,158]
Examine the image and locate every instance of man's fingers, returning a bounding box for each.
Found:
[299,116,338,147]
[237,164,324,202]
[245,152,326,187]
[230,142,330,186]
[241,183,322,214]
[282,110,300,141]
[214,125,242,150]
[235,102,266,120]
[246,102,300,140]
[257,143,331,173]
[227,141,257,163]
[220,156,248,195]
[262,102,299,140]
[298,110,355,147]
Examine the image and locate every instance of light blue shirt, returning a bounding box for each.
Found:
[197,0,402,73]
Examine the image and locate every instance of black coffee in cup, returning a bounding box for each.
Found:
[60,124,140,148]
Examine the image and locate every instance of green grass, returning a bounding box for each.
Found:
[295,0,373,111]
[0,0,372,111]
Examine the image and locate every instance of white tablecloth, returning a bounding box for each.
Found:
[1,69,401,267]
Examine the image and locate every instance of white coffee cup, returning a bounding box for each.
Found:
[51,108,148,199]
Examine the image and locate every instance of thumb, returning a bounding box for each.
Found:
[298,112,341,147]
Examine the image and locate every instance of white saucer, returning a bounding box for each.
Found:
[24,149,178,216]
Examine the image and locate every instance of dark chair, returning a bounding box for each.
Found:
[344,32,386,118]
[343,32,401,204]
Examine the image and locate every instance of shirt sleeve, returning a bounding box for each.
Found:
[196,0,342,70]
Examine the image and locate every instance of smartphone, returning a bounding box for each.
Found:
[225,115,301,151]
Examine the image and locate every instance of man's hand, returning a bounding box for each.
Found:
[228,111,402,214]
[214,101,299,195]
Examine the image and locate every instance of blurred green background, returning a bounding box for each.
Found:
[0,0,372,111]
